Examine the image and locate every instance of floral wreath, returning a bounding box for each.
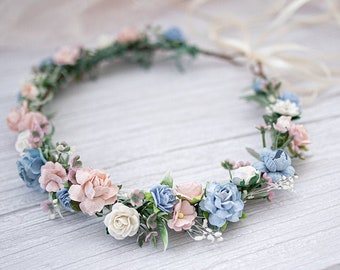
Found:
[7,26,310,250]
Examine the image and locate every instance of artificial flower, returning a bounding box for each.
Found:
[130,189,144,207]
[252,78,267,92]
[39,162,68,192]
[273,116,292,133]
[56,188,74,212]
[167,200,197,232]
[116,27,141,44]
[289,124,310,153]
[280,92,300,107]
[104,203,140,240]
[15,130,31,153]
[20,83,39,100]
[16,149,46,189]
[68,168,119,215]
[231,165,259,186]
[199,182,244,227]
[267,100,300,117]
[7,103,29,132]
[53,46,81,65]
[253,148,295,182]
[173,182,204,203]
[150,185,176,213]
[163,27,185,42]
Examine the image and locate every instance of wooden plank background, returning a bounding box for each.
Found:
[1,1,340,269]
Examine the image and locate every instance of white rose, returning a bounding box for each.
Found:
[104,203,140,240]
[232,166,258,186]
[15,130,31,153]
[267,100,300,117]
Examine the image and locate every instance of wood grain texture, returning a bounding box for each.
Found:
[1,1,340,270]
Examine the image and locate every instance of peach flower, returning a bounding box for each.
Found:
[167,200,197,232]
[173,182,204,203]
[68,168,119,215]
[6,103,29,132]
[21,83,39,100]
[53,46,81,65]
[289,124,311,153]
[39,162,68,192]
[116,27,141,44]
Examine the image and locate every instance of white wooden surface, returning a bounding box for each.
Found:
[1,1,340,269]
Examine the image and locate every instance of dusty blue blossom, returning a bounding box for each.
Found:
[252,78,266,93]
[164,27,185,42]
[253,148,295,182]
[16,149,46,189]
[56,188,74,212]
[199,182,244,227]
[280,92,300,107]
[150,185,176,213]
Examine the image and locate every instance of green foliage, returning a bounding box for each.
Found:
[246,147,261,161]
[160,173,173,188]
[157,219,169,251]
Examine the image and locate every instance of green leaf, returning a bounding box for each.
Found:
[246,147,261,161]
[221,221,228,232]
[203,211,209,220]
[144,192,154,203]
[70,200,81,212]
[157,220,168,251]
[189,195,203,205]
[153,205,160,214]
[241,212,247,219]
[160,173,173,188]
[248,174,260,186]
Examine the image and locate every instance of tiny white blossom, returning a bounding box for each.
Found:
[15,130,31,154]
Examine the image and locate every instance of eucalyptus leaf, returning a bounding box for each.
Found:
[246,147,261,161]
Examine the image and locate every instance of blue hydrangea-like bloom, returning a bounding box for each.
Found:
[253,148,295,182]
[163,27,185,42]
[56,188,74,212]
[16,149,46,189]
[280,92,300,107]
[150,185,176,213]
[199,182,244,227]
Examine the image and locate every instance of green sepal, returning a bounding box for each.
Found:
[221,221,228,232]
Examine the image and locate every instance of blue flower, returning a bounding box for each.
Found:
[56,188,74,212]
[280,93,300,107]
[199,182,244,227]
[252,78,266,93]
[39,57,54,70]
[150,185,176,213]
[253,148,295,182]
[163,27,185,42]
[16,149,46,189]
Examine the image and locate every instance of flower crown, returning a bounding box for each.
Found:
[7,26,310,250]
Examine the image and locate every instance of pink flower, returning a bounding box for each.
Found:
[23,112,50,133]
[167,200,197,232]
[130,189,144,207]
[39,162,68,192]
[21,83,39,100]
[53,46,81,65]
[6,103,29,132]
[67,155,82,184]
[274,116,292,133]
[68,168,119,215]
[173,182,204,203]
[29,123,45,148]
[289,124,311,153]
[116,27,141,44]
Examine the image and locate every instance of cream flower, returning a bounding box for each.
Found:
[39,162,68,192]
[21,83,39,100]
[273,116,292,133]
[104,203,140,240]
[68,168,119,215]
[267,100,300,117]
[231,165,258,186]
[15,130,31,153]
